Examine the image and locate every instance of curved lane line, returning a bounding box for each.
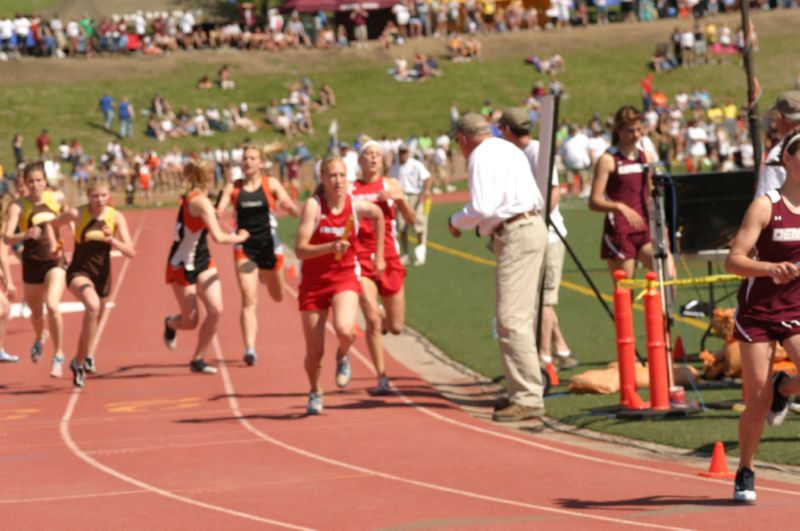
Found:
[214,329,689,529]
[58,212,311,531]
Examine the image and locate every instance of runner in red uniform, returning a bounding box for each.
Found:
[351,140,415,395]
[216,146,299,366]
[589,105,674,280]
[295,157,385,415]
[163,161,249,375]
[726,127,800,503]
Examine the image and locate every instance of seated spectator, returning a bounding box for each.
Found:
[146,117,166,141]
[379,20,399,50]
[197,74,213,90]
[336,24,349,48]
[217,64,235,90]
[316,24,336,49]
[194,109,214,136]
[319,84,336,107]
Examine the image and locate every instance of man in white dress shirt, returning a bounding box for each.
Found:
[756,91,800,197]
[390,143,431,262]
[500,108,577,371]
[448,113,548,422]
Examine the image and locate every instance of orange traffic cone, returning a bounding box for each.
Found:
[698,441,736,478]
[673,336,686,362]
[286,264,297,279]
[546,362,560,386]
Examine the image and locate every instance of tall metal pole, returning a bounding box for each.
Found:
[740,0,761,174]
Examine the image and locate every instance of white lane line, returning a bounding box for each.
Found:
[57,212,311,531]
[214,318,689,530]
[0,489,147,504]
[281,283,800,500]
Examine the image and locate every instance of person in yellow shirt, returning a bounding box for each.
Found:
[707,103,725,125]
[723,98,738,120]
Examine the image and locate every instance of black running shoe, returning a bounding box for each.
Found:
[164,316,177,350]
[733,467,756,503]
[243,348,257,367]
[767,371,790,427]
[83,356,97,374]
[189,359,217,374]
[70,359,85,388]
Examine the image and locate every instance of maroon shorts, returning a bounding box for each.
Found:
[358,255,406,297]
[298,277,361,311]
[733,311,800,344]
[600,230,651,261]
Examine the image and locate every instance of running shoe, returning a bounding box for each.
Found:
[368,375,391,396]
[83,356,97,374]
[189,359,217,374]
[70,359,85,388]
[733,467,756,503]
[554,352,579,370]
[243,348,257,367]
[163,316,177,350]
[767,371,790,427]
[30,338,44,363]
[50,354,65,378]
[335,353,351,388]
[0,349,19,363]
[307,392,323,415]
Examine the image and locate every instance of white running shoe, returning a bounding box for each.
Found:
[50,355,65,378]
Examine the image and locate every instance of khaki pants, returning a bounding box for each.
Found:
[492,215,547,408]
[397,193,426,256]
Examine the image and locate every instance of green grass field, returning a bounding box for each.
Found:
[4,9,800,464]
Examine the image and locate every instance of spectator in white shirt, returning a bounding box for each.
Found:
[448,112,547,422]
[500,107,577,371]
[560,125,592,197]
[340,143,359,183]
[390,143,431,262]
[756,91,800,197]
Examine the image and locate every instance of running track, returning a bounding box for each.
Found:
[2,208,799,530]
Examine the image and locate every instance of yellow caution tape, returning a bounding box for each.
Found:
[617,274,743,290]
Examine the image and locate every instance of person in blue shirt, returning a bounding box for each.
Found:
[99,93,114,131]
[118,97,134,139]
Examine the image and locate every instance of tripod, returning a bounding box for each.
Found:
[650,167,676,387]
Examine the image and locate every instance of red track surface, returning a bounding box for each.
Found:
[2,208,799,529]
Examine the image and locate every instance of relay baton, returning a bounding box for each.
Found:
[335,216,354,261]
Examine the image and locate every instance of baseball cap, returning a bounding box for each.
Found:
[772,91,800,122]
[499,107,532,132]
[456,112,490,136]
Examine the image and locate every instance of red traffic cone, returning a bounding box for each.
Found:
[698,441,736,478]
[673,336,686,362]
[621,385,647,410]
[546,362,560,386]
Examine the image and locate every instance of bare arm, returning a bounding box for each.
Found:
[294,199,346,260]
[726,196,799,283]
[386,178,415,226]
[0,240,15,299]
[355,199,385,277]
[49,207,79,229]
[190,194,249,244]
[215,181,234,215]
[269,177,300,216]
[3,202,36,245]
[110,210,136,258]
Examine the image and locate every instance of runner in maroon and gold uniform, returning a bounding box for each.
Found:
[351,140,415,395]
[295,156,385,415]
[726,128,800,503]
[50,177,136,387]
[4,162,68,378]
[163,161,249,375]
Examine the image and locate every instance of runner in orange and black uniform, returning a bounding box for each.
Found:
[4,161,68,378]
[216,146,299,366]
[351,140,415,395]
[163,161,249,375]
[295,156,385,415]
[49,177,136,387]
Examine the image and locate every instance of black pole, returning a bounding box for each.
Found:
[740,0,761,176]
